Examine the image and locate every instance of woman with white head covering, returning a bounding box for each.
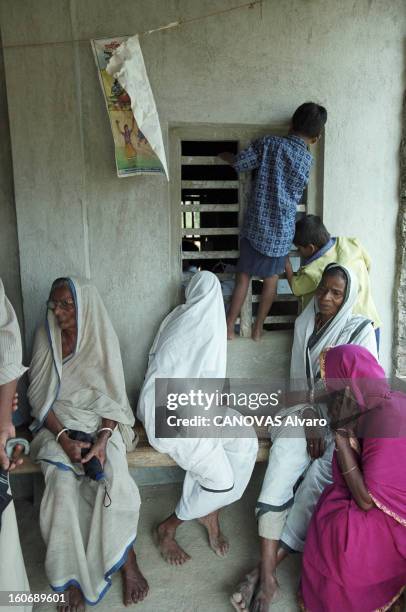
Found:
[232,264,378,612]
[0,279,31,612]
[137,271,258,565]
[28,277,148,611]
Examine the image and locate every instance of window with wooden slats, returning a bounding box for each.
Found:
[170,125,323,337]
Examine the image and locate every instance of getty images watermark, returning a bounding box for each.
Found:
[154,378,328,438]
[154,377,406,439]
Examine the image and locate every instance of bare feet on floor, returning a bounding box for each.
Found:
[198,510,229,557]
[156,520,191,566]
[230,567,259,610]
[227,324,236,340]
[250,572,280,612]
[121,547,149,605]
[251,324,263,342]
[58,585,85,612]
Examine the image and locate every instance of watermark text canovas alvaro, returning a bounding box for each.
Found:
[165,389,327,428]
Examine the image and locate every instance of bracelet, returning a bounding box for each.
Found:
[56,428,69,443]
[341,464,358,476]
[97,427,114,437]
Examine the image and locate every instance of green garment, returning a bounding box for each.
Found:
[291,237,381,329]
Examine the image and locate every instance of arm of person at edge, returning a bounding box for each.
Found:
[0,379,23,471]
[334,429,374,511]
[81,417,117,468]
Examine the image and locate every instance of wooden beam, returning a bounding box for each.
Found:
[181,202,305,213]
[263,315,296,324]
[182,180,239,189]
[181,204,239,212]
[182,227,239,236]
[252,294,298,303]
[182,250,239,259]
[12,439,270,474]
[181,156,228,165]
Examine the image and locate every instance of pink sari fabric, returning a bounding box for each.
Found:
[301,345,406,612]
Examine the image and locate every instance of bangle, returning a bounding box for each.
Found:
[341,464,358,476]
[97,427,114,437]
[56,428,69,443]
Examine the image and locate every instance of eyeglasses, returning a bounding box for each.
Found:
[46,299,75,311]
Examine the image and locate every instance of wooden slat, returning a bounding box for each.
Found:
[183,272,236,281]
[253,274,288,281]
[182,203,304,213]
[263,315,296,324]
[182,250,239,259]
[181,156,228,165]
[182,180,239,189]
[251,294,298,303]
[182,227,239,236]
[181,204,239,212]
[12,438,270,474]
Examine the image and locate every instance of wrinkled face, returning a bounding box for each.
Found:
[315,272,346,320]
[49,286,77,331]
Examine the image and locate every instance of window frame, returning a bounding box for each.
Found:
[169,123,324,336]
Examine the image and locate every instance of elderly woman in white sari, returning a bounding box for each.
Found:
[137,271,258,565]
[28,277,148,611]
[232,263,378,612]
[0,279,31,612]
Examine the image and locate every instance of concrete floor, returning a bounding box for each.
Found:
[16,465,301,612]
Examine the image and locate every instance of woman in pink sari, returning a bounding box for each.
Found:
[301,344,406,612]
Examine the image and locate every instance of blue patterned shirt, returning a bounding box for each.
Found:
[234,135,313,257]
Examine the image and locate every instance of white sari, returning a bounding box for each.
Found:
[257,265,378,548]
[137,271,258,520]
[28,278,140,604]
[0,279,30,612]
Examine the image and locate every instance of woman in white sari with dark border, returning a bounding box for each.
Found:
[137,271,258,565]
[28,277,148,611]
[232,263,378,612]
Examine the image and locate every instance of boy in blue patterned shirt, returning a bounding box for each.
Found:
[221,102,327,340]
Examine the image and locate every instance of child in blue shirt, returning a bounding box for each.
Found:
[221,102,327,340]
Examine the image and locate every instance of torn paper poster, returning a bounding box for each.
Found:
[91,37,165,178]
[106,34,169,179]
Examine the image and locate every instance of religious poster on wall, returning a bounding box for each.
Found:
[91,37,166,178]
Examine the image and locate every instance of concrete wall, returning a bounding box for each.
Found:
[0,0,404,395]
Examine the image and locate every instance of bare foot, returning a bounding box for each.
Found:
[58,585,85,612]
[121,547,149,605]
[198,510,229,557]
[250,573,280,612]
[251,324,263,342]
[230,567,259,610]
[156,521,191,565]
[227,325,236,340]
